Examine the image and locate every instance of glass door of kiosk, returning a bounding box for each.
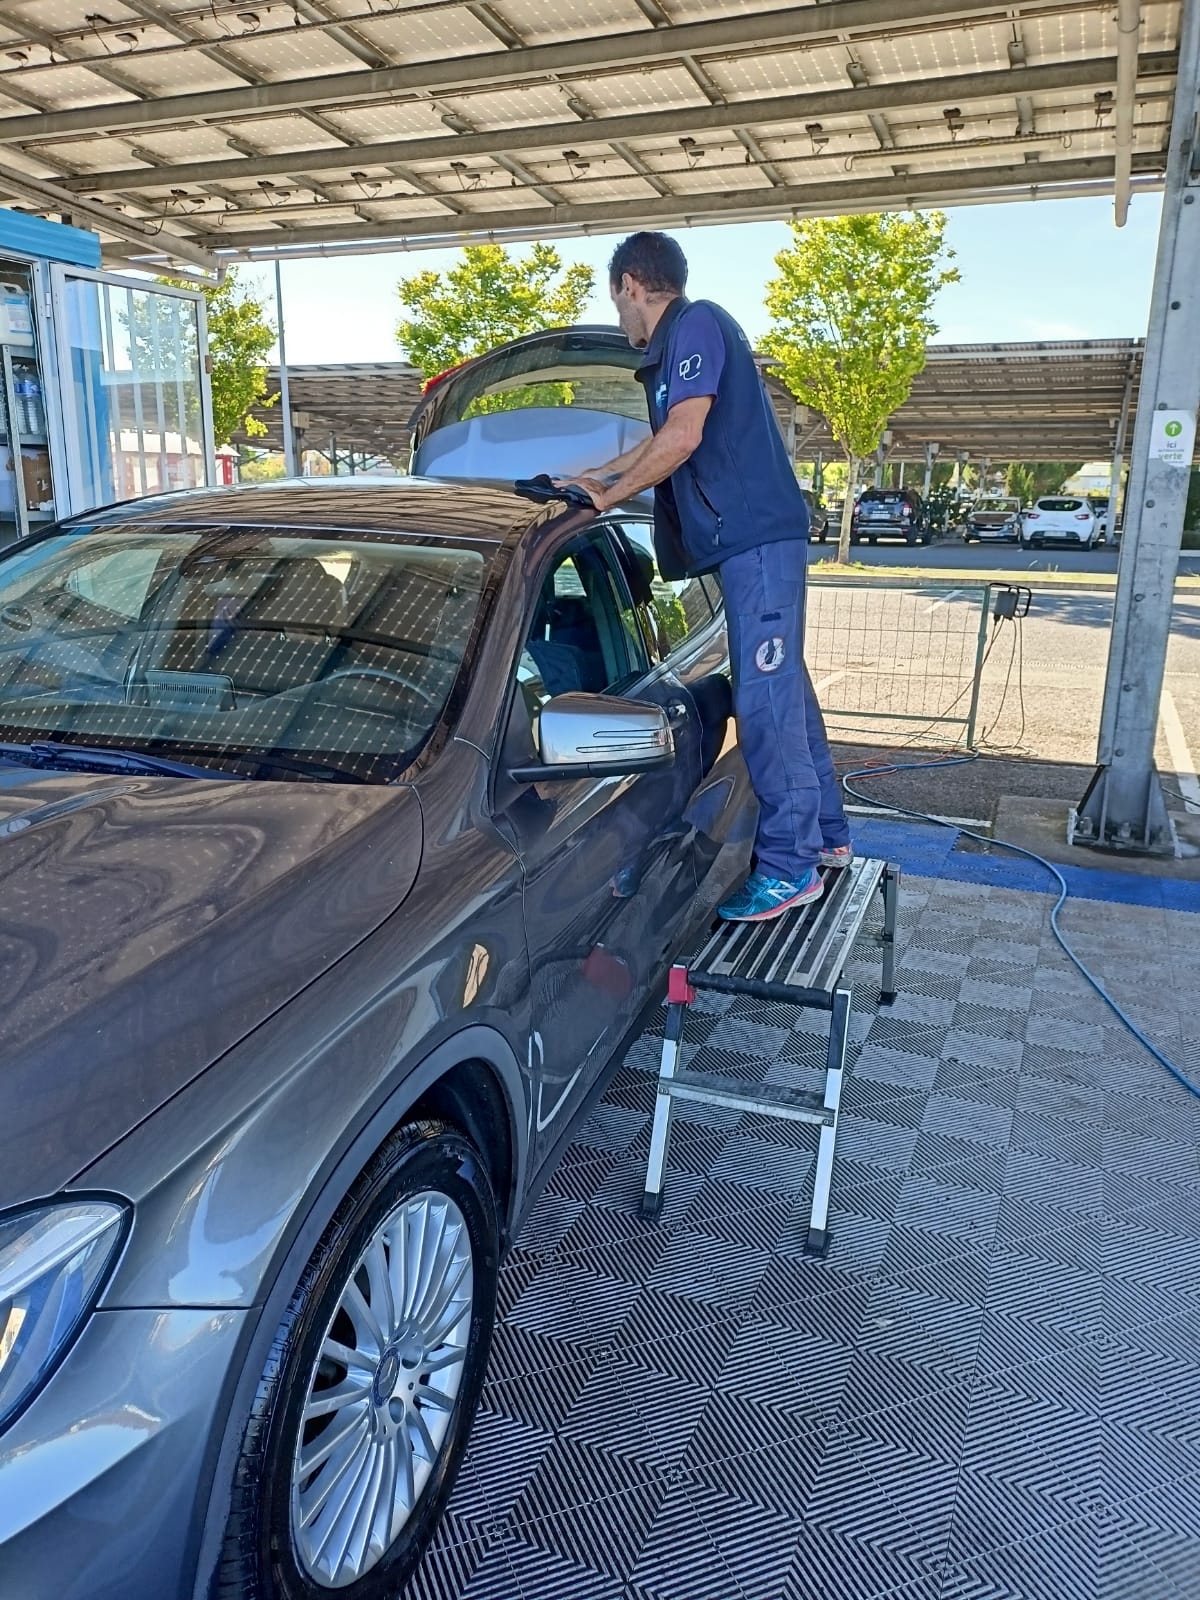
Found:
[50,265,213,515]
[0,263,59,545]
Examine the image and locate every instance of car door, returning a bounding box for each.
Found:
[608,515,752,901]
[494,524,704,1166]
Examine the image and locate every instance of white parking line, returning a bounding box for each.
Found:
[843,802,990,828]
[923,589,963,614]
[1159,689,1200,812]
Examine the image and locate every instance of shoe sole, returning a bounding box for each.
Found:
[719,883,824,923]
[819,852,854,869]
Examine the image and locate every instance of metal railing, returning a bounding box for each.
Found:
[805,579,992,747]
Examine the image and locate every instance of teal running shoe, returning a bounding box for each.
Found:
[717,869,824,923]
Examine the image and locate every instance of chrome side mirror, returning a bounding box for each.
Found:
[511,691,675,783]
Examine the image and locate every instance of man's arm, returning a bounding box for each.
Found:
[580,397,712,512]
[555,434,655,501]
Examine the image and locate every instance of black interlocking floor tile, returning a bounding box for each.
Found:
[407,1529,505,1600]
[688,1479,808,1599]
[504,1539,626,1600]
[626,1480,746,1599]
[481,1358,598,1435]
[426,878,1200,1600]
[507,1478,669,1588]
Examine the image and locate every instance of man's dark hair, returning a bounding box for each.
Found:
[609,232,688,295]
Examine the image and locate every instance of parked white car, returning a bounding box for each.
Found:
[1020,496,1100,549]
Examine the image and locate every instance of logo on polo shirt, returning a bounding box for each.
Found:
[678,354,703,381]
[755,637,786,673]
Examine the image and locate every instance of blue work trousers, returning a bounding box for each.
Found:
[718,539,850,880]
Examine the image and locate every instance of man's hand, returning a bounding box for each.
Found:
[553,475,614,512]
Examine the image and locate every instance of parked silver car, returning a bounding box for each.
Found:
[0,470,751,1598]
[962,495,1023,542]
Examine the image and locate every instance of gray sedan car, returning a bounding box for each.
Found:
[0,478,751,1600]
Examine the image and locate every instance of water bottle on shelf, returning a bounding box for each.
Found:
[13,374,34,436]
[25,374,44,437]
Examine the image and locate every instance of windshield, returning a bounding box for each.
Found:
[975,499,1020,511]
[0,523,487,782]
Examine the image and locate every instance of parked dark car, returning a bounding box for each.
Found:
[0,477,752,1600]
[851,487,930,545]
[803,489,830,542]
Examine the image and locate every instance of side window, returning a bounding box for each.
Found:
[613,520,714,661]
[516,532,649,716]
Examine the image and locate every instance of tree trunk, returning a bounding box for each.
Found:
[837,454,857,564]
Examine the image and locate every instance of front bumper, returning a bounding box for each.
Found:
[0,1306,246,1600]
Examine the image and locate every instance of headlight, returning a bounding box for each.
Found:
[0,1200,126,1433]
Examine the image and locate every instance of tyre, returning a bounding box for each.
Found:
[868,536,878,546]
[218,1120,499,1600]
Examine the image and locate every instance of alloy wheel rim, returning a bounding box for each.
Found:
[291,1189,474,1589]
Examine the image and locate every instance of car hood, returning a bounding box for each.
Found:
[0,769,422,1210]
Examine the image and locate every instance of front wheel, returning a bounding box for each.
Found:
[218,1120,499,1600]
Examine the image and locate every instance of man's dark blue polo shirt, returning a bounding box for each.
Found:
[635,296,809,580]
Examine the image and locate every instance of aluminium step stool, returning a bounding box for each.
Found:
[641,857,900,1256]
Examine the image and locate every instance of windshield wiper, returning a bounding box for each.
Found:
[0,741,368,783]
[0,741,228,780]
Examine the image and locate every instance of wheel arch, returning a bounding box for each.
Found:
[189,1025,528,1600]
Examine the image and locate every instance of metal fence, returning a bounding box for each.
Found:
[805,579,992,746]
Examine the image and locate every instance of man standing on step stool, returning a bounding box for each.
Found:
[559,230,852,923]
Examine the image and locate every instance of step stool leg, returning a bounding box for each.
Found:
[879,863,901,1005]
[642,967,692,1220]
[806,985,852,1257]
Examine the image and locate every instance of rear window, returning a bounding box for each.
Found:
[862,492,904,504]
[415,332,646,436]
[1039,498,1084,511]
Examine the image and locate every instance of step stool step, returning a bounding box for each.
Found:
[663,1069,833,1126]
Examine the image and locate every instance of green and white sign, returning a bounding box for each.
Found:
[1149,409,1197,465]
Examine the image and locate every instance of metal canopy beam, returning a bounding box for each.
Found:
[56,53,1177,196]
[198,154,1157,253]
[227,338,1154,464]
[0,161,220,270]
[0,0,1113,143]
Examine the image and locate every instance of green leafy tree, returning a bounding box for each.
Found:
[157,269,277,447]
[396,244,594,414]
[763,212,959,561]
[237,449,286,482]
[1004,461,1083,503]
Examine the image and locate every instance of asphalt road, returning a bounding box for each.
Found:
[806,534,1200,578]
[805,582,1200,789]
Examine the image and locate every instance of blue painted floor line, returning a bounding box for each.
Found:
[850,814,1200,914]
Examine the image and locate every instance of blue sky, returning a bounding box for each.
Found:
[265,191,1164,366]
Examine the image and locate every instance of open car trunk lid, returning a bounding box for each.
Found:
[409,325,652,491]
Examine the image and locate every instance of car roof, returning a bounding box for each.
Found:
[60,476,556,545]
